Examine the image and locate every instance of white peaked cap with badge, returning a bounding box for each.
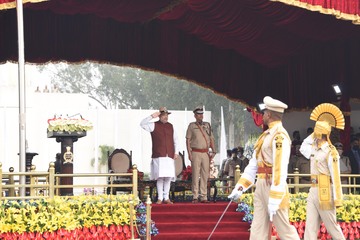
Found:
[263,96,288,113]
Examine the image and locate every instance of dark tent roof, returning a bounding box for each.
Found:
[1,0,360,111]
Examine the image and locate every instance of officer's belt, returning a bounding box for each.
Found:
[192,148,208,153]
[257,166,272,174]
[311,174,332,186]
[257,166,272,180]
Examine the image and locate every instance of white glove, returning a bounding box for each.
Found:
[228,184,243,201]
[268,203,279,222]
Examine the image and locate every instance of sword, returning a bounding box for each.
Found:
[207,200,233,240]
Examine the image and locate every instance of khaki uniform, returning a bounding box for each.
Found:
[186,121,214,201]
[300,135,345,240]
[236,121,299,240]
[224,157,242,177]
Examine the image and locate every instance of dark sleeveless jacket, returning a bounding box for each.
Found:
[150,121,175,158]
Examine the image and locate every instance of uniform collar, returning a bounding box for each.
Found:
[266,121,282,134]
[316,141,329,150]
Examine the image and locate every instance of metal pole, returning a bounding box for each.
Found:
[146,195,152,240]
[0,163,2,199]
[133,165,138,199]
[16,0,27,197]
[9,167,15,197]
[294,168,300,193]
[49,162,55,199]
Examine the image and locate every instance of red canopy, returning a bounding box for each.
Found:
[1,0,360,111]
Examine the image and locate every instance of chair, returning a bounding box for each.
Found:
[170,151,191,201]
[107,148,132,195]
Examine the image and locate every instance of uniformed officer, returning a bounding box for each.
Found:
[223,148,242,178]
[228,96,300,240]
[186,106,216,203]
[300,103,345,240]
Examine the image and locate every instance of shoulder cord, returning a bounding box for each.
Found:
[196,122,210,148]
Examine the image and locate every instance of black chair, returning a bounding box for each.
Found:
[107,148,132,194]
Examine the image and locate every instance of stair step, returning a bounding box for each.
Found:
[152,211,242,222]
[154,221,249,233]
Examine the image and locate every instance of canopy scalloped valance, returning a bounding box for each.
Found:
[0,0,46,10]
[272,0,360,25]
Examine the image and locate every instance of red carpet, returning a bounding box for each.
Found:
[151,201,251,240]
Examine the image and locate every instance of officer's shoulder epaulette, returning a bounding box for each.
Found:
[328,144,339,162]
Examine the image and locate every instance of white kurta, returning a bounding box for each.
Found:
[140,116,180,182]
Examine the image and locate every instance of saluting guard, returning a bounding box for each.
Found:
[300,103,345,240]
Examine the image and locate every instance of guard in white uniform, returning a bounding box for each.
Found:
[300,103,345,240]
[140,107,180,204]
[229,96,300,240]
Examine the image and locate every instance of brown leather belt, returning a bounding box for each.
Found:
[192,148,208,153]
[258,166,272,174]
[258,166,272,185]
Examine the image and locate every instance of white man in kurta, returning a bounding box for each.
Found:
[140,107,180,204]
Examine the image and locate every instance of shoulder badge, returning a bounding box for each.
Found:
[275,135,284,150]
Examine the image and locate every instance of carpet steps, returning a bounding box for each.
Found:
[151,211,242,222]
[151,201,251,240]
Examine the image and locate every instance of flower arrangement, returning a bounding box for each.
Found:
[181,165,192,181]
[288,192,308,222]
[47,115,93,132]
[237,193,360,239]
[135,202,159,236]
[236,202,254,223]
[0,194,158,239]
